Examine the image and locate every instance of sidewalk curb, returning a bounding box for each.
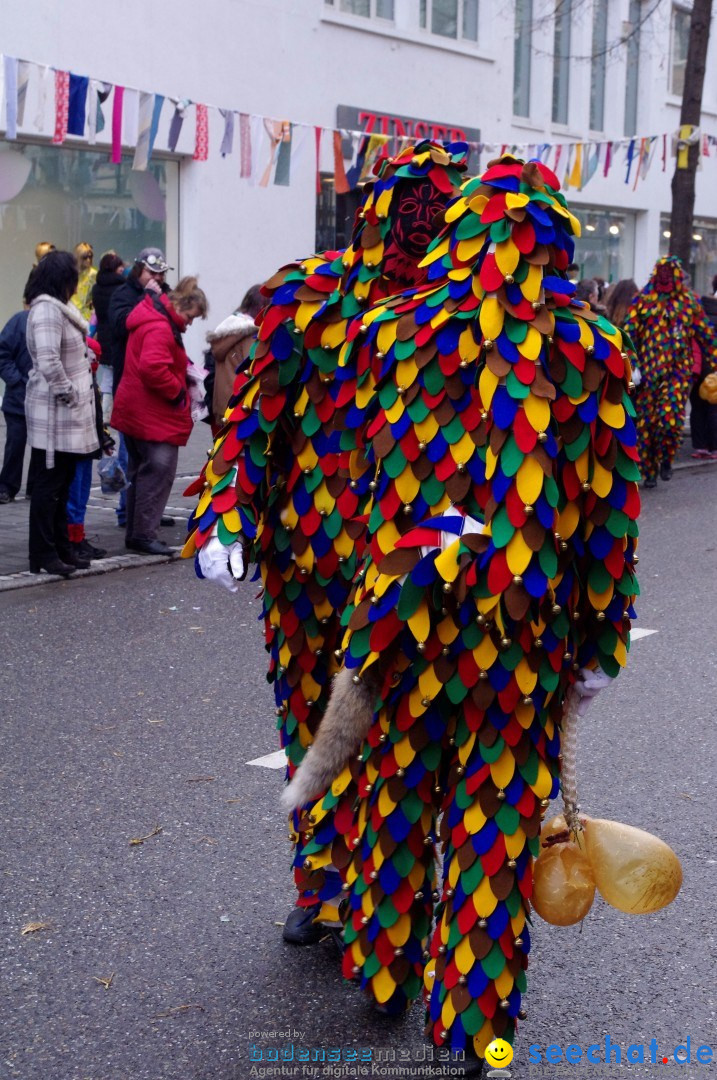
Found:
[673,458,717,473]
[0,550,184,593]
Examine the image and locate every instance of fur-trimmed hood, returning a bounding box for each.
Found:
[206,311,256,344]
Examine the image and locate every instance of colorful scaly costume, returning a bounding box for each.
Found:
[623,256,717,487]
[292,156,640,1061]
[183,142,468,930]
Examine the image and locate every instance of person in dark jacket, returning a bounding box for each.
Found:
[692,274,717,457]
[91,251,125,423]
[0,301,39,502]
[111,277,208,555]
[107,246,171,527]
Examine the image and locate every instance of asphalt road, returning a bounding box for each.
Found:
[1,464,716,1080]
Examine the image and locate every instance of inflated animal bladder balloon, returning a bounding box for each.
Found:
[532,835,596,926]
[582,818,682,914]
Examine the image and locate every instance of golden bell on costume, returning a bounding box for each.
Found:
[532,818,596,926]
[582,817,683,914]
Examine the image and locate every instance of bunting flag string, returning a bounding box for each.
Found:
[194,103,209,161]
[133,91,155,171]
[52,69,69,145]
[4,56,18,140]
[219,109,234,157]
[3,52,717,195]
[67,75,88,137]
[16,60,30,127]
[111,85,124,164]
[239,112,251,178]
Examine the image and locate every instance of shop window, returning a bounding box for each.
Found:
[513,0,533,118]
[571,208,635,285]
[660,215,717,296]
[670,5,691,96]
[419,0,479,42]
[0,142,177,327]
[590,0,608,131]
[316,174,363,253]
[552,0,571,124]
[325,0,395,18]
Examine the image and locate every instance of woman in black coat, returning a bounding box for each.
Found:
[91,252,125,421]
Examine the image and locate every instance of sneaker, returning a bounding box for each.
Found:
[76,538,108,560]
[690,449,711,459]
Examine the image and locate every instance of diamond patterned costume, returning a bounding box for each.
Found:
[294,156,641,1058]
[623,255,717,484]
[183,142,468,917]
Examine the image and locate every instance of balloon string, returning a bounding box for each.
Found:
[561,689,582,835]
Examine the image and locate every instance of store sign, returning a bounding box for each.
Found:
[337,105,480,169]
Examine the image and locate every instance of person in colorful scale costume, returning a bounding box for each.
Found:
[182,141,468,941]
[623,255,717,488]
[284,155,641,1067]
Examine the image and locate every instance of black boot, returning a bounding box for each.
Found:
[644,476,657,489]
[29,556,76,577]
[76,538,107,559]
[660,460,673,481]
[59,546,91,569]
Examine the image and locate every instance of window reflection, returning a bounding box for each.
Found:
[0,143,175,324]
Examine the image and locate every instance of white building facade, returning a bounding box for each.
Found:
[1,0,716,355]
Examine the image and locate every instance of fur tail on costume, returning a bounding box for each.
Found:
[280,667,376,812]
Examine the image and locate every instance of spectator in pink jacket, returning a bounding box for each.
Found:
[111,276,208,555]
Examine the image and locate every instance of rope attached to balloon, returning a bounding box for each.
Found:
[532,691,683,925]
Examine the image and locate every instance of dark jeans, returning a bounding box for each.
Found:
[124,435,178,543]
[28,448,85,561]
[116,432,129,524]
[0,411,39,498]
[690,379,717,452]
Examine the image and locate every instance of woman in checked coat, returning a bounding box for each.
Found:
[25,250,99,577]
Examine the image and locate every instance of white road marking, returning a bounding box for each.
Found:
[246,749,286,769]
[247,631,659,768]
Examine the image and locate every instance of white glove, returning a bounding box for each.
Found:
[571,665,613,716]
[197,534,246,593]
[631,364,642,387]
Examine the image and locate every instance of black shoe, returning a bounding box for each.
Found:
[0,489,14,504]
[58,545,91,569]
[76,538,107,560]
[660,461,673,481]
[30,557,76,577]
[282,903,324,945]
[644,477,657,489]
[160,515,175,527]
[127,538,172,556]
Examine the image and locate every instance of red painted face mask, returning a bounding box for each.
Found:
[655,263,677,292]
[382,179,447,287]
[389,180,446,260]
